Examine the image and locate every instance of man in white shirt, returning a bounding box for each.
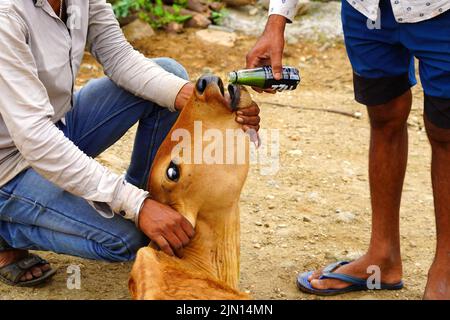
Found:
[247,0,450,299]
[0,0,261,287]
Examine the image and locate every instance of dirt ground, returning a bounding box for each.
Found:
[0,30,435,300]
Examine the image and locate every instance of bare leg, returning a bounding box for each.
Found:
[309,90,412,290]
[423,116,450,300]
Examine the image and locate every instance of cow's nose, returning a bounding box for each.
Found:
[195,75,225,96]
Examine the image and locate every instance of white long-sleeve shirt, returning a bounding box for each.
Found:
[269,0,450,23]
[0,0,189,222]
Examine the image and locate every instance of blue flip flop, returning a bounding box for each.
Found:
[296,261,404,296]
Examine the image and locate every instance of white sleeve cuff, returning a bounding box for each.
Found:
[109,176,150,223]
[268,0,299,23]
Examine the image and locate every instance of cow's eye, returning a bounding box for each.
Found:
[166,161,180,182]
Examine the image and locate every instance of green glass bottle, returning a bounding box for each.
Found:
[228,66,300,91]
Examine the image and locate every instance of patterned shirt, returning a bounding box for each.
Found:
[269,0,450,23]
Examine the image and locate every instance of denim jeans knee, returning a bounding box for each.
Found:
[99,226,148,262]
[151,57,189,81]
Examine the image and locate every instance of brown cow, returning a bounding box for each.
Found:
[129,75,253,300]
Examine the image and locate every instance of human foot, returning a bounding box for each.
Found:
[0,249,52,283]
[423,259,450,300]
[306,253,403,291]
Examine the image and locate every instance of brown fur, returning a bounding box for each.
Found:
[129,79,253,300]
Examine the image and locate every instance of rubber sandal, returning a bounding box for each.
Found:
[297,261,403,296]
[0,238,56,287]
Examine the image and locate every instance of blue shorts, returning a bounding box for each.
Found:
[342,0,450,128]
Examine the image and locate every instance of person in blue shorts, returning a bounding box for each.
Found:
[247,0,450,299]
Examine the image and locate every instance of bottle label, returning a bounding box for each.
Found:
[263,66,300,91]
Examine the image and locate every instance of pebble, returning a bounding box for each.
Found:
[195,29,237,48]
[255,221,263,226]
[201,67,213,74]
[288,149,303,156]
[325,251,338,260]
[122,19,155,42]
[248,7,259,16]
[302,216,312,223]
[165,22,183,34]
[185,14,212,28]
[268,204,276,210]
[336,211,356,223]
[307,192,321,203]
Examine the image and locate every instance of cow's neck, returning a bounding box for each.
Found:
[184,203,241,289]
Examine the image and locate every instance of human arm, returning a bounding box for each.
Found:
[246,0,299,81]
[87,0,189,111]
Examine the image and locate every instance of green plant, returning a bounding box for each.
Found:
[210,9,227,25]
[113,0,147,19]
[113,0,191,29]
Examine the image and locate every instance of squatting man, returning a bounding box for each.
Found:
[0,0,261,286]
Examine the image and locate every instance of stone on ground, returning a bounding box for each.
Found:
[122,19,155,42]
[195,29,237,47]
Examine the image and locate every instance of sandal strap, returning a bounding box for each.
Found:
[320,272,368,287]
[0,254,48,283]
[322,260,350,273]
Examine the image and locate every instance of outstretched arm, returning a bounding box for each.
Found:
[246,0,298,84]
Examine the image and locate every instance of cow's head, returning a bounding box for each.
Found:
[147,75,253,226]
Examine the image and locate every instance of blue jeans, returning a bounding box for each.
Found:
[0,58,189,262]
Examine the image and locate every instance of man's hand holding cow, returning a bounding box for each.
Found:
[138,199,195,258]
[235,102,261,134]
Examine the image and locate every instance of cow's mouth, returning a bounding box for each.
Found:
[195,74,242,112]
[227,84,241,111]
